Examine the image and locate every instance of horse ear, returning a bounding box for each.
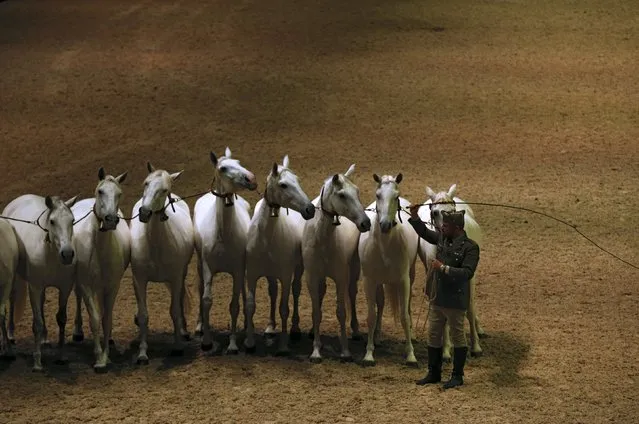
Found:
[225,146,232,158]
[373,174,380,183]
[282,155,290,168]
[170,170,183,181]
[344,164,356,178]
[65,195,79,208]
[396,173,403,184]
[447,184,457,197]
[332,174,342,186]
[45,196,54,210]
[272,162,279,176]
[115,171,128,184]
[425,186,436,199]
[147,162,155,173]
[210,151,218,166]
[98,167,106,181]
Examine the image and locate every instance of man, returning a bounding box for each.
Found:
[408,205,480,389]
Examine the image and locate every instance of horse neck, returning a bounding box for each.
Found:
[255,198,276,232]
[144,214,178,248]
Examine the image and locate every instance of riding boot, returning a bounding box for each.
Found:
[416,346,442,385]
[443,347,467,389]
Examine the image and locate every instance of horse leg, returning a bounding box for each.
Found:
[72,284,84,343]
[264,277,278,336]
[54,285,73,365]
[29,286,45,372]
[169,281,186,356]
[362,278,377,366]
[401,277,418,366]
[226,270,243,354]
[244,273,259,353]
[0,283,14,359]
[335,277,352,361]
[132,275,150,365]
[443,322,452,363]
[308,275,323,363]
[349,254,361,340]
[194,257,204,337]
[409,262,416,329]
[8,283,16,345]
[200,261,217,354]
[276,279,292,355]
[374,284,384,346]
[468,278,483,357]
[40,289,50,347]
[308,278,327,339]
[290,262,303,340]
[101,286,118,368]
[179,275,190,341]
[79,285,104,372]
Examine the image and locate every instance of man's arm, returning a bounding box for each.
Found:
[408,217,439,245]
[447,243,480,281]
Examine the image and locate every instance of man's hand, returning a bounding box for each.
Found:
[409,204,422,220]
[432,259,444,271]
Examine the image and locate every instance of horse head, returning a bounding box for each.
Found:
[373,173,403,233]
[95,167,127,231]
[265,155,315,220]
[210,147,258,203]
[44,195,78,265]
[139,161,183,223]
[320,164,371,232]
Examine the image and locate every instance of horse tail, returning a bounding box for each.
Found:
[383,283,402,326]
[11,277,28,325]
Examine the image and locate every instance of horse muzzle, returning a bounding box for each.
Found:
[60,247,75,266]
[301,203,316,220]
[100,215,120,232]
[358,217,372,233]
[138,207,152,223]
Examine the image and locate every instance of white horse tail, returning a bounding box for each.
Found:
[11,278,28,325]
[383,283,402,325]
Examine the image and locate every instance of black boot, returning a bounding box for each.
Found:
[443,347,467,389]
[416,346,442,385]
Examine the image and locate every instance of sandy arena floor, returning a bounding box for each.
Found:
[0,0,637,423]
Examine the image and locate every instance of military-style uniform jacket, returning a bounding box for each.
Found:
[408,217,480,310]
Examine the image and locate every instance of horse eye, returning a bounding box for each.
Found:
[279,183,288,189]
[376,194,381,199]
[98,189,104,196]
[50,219,55,225]
[338,193,346,199]
[219,166,227,173]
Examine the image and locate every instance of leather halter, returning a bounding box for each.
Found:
[210,188,237,207]
[319,185,341,226]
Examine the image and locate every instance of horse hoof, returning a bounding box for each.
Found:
[136,357,149,366]
[289,331,302,341]
[362,359,376,367]
[275,349,290,357]
[94,365,108,374]
[32,366,44,373]
[405,361,419,369]
[201,342,214,352]
[108,339,115,346]
[170,349,184,357]
[309,356,322,364]
[244,345,256,354]
[340,355,354,363]
[181,333,191,342]
[471,351,483,358]
[54,358,69,366]
[72,334,84,343]
[226,347,239,355]
[478,333,489,339]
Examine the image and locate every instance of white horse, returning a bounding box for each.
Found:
[358,174,419,366]
[193,147,257,354]
[71,167,130,372]
[244,155,316,354]
[0,219,19,360]
[130,162,194,364]
[302,164,371,363]
[417,184,485,360]
[2,194,78,371]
